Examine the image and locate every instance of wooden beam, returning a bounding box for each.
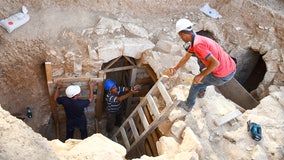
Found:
[120,127,130,150]
[123,56,136,66]
[216,78,259,110]
[214,109,242,126]
[138,107,149,129]
[95,71,105,121]
[53,77,103,83]
[45,62,53,83]
[104,56,122,70]
[157,81,173,107]
[104,65,137,73]
[44,62,60,138]
[143,64,158,82]
[143,104,158,156]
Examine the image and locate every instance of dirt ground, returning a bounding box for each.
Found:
[0,0,284,159]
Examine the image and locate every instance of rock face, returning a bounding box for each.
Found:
[50,134,127,160]
[0,0,284,159]
[0,105,59,160]
[1,84,283,160]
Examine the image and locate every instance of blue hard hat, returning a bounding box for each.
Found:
[104,79,116,90]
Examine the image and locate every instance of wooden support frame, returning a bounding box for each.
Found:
[44,62,104,138]
[44,62,60,138]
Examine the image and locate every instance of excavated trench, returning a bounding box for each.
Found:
[1,0,283,159]
[40,50,266,158]
[39,31,266,147]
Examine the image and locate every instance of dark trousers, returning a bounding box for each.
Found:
[66,119,87,140]
[106,109,123,133]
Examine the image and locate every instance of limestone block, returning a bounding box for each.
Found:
[122,38,155,59]
[173,151,199,160]
[155,40,181,54]
[97,39,123,63]
[156,136,179,155]
[265,61,278,73]
[171,120,186,138]
[179,127,202,153]
[0,105,59,160]
[88,45,99,60]
[123,23,149,38]
[137,154,169,160]
[168,108,187,122]
[183,57,200,75]
[52,134,126,160]
[263,49,280,61]
[95,17,122,35]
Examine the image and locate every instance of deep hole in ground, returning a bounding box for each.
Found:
[40,57,155,143]
[38,31,267,143]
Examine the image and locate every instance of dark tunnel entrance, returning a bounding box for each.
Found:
[234,51,266,93]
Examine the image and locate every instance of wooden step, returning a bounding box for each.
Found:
[111,76,179,157]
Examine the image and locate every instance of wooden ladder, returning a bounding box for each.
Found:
[111,76,179,157]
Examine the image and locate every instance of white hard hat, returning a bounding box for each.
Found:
[176,18,193,34]
[65,85,81,98]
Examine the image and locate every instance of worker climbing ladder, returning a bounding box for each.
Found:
[111,76,179,157]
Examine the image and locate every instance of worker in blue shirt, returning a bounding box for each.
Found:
[54,80,95,141]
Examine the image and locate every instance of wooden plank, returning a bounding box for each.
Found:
[104,65,137,73]
[126,68,138,116]
[143,64,158,82]
[45,62,53,83]
[214,109,242,126]
[137,107,149,129]
[146,95,160,118]
[143,104,158,156]
[156,81,173,107]
[95,71,105,120]
[104,56,121,70]
[126,100,179,157]
[129,118,139,140]
[53,77,89,83]
[45,62,60,138]
[216,78,259,110]
[123,56,136,66]
[120,127,130,150]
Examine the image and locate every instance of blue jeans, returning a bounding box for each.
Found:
[186,70,236,106]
